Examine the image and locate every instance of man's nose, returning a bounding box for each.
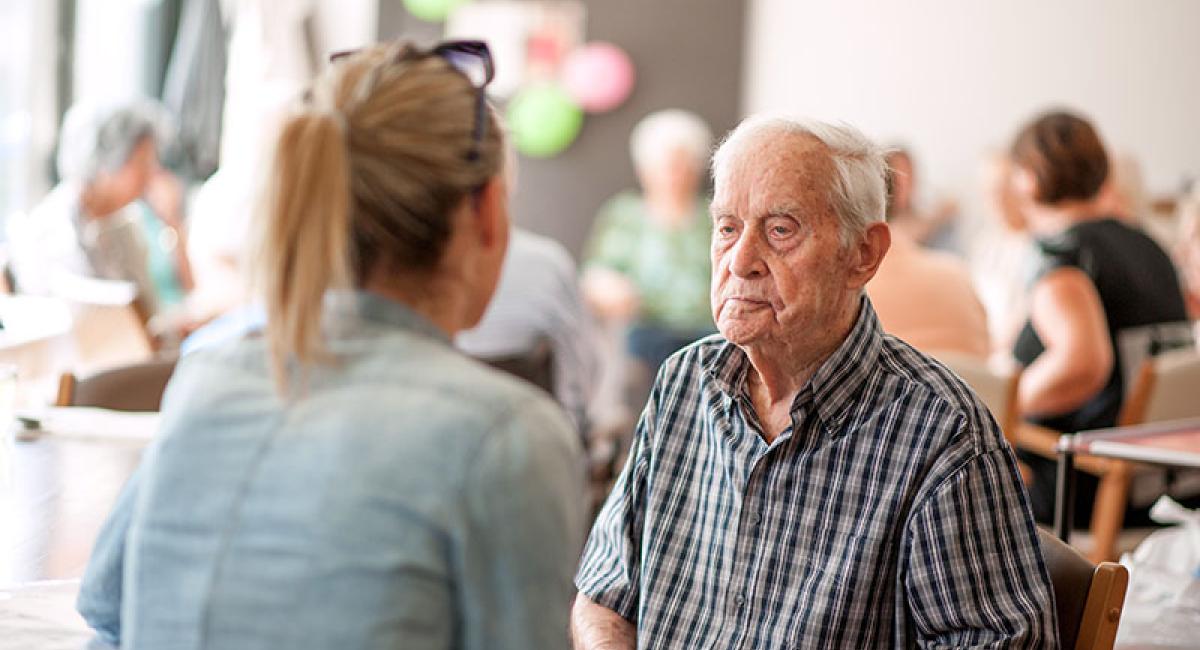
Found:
[728,230,767,278]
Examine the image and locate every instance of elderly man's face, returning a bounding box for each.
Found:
[710,136,863,349]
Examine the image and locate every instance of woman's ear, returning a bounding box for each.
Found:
[472,175,509,251]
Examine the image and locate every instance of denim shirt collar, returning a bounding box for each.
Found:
[327,290,452,346]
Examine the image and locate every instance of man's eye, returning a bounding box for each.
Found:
[771,225,793,236]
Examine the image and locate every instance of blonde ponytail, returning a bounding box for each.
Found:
[254,43,503,394]
[259,111,351,391]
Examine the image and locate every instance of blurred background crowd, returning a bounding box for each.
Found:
[1,0,1199,559]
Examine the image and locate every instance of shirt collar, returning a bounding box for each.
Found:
[326,290,452,346]
[702,294,884,429]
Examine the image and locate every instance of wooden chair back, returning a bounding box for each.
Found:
[474,338,555,397]
[56,357,178,412]
[67,301,155,376]
[1038,528,1129,650]
[1118,348,1200,426]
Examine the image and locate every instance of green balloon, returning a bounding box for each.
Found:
[507,85,584,158]
[403,0,467,22]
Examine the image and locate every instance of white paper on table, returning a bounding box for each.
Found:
[19,407,160,442]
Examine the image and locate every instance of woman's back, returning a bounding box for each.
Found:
[79,293,585,649]
[1015,218,1191,432]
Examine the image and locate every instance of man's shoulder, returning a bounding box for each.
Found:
[637,334,728,412]
[873,335,1002,449]
[661,333,727,375]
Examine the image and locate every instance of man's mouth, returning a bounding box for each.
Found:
[722,297,772,313]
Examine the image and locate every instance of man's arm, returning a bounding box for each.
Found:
[906,446,1057,648]
[571,593,636,650]
[572,365,659,648]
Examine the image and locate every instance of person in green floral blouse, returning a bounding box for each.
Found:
[583,109,716,377]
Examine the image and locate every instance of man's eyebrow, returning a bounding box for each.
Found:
[765,205,805,219]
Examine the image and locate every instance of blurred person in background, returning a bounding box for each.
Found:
[7,100,193,318]
[1009,110,1193,525]
[1098,152,1185,255]
[1176,183,1200,321]
[78,41,584,649]
[582,109,715,394]
[969,152,1038,360]
[458,226,600,434]
[884,147,960,251]
[866,163,990,358]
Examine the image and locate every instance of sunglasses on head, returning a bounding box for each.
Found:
[329,40,495,162]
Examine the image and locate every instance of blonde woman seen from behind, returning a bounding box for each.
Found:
[77,41,586,650]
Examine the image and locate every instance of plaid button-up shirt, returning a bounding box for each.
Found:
[576,298,1056,649]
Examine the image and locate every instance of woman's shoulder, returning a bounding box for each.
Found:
[167,335,577,464]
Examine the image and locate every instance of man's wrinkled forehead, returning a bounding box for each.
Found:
[712,132,835,213]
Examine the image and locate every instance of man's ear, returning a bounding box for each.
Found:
[846,221,891,289]
[472,175,508,250]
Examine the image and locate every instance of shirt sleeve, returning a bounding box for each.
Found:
[544,246,601,431]
[573,387,656,621]
[76,466,143,647]
[459,395,587,650]
[905,446,1058,649]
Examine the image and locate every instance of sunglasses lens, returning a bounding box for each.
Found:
[440,50,489,87]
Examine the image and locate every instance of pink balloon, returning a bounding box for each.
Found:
[561,42,636,113]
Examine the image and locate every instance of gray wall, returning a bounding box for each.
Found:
[379,0,746,259]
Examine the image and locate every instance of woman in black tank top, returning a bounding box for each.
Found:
[1009,111,1192,525]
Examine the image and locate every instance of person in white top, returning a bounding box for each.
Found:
[458,228,600,433]
[9,100,192,316]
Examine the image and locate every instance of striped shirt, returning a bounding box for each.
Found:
[576,298,1056,649]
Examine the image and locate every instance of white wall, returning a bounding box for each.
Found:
[744,0,1200,218]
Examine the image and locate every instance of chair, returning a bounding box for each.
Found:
[1037,528,1129,650]
[474,338,555,397]
[1017,348,1200,561]
[67,300,156,376]
[932,351,1021,445]
[55,357,178,412]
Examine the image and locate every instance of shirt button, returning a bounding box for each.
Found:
[747,511,761,526]
[733,593,746,608]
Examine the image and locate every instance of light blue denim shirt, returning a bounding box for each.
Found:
[77,291,586,649]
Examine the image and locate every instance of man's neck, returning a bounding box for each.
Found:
[741,300,861,441]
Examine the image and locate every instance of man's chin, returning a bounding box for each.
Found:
[716,321,766,346]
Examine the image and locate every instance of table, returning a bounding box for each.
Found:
[0,408,153,649]
[1054,418,1200,543]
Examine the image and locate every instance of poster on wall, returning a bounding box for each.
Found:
[445,1,586,99]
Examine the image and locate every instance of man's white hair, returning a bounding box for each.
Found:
[630,109,713,173]
[711,115,889,246]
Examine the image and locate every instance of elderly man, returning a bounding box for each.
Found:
[8,100,192,315]
[571,116,1056,649]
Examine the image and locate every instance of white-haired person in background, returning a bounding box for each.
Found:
[8,100,193,317]
[582,109,716,390]
[572,115,1055,649]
